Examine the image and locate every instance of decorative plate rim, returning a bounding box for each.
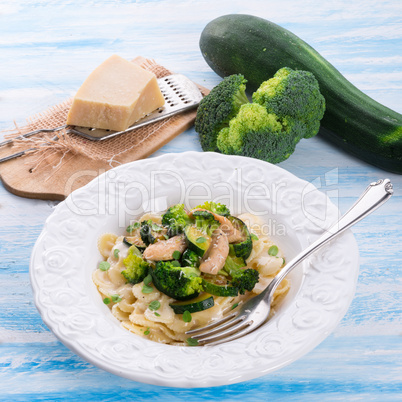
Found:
[30,151,360,388]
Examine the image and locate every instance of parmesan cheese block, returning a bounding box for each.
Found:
[66,55,165,131]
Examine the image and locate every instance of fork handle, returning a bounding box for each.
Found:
[264,179,394,300]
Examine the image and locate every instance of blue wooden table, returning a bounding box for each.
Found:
[1,1,401,400]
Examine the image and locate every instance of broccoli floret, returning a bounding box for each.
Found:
[151,261,203,301]
[121,247,150,284]
[195,74,249,151]
[252,67,325,138]
[217,103,305,163]
[181,249,201,268]
[161,204,192,236]
[223,255,259,294]
[196,201,231,216]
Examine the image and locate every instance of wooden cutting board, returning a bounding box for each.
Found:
[0,59,208,201]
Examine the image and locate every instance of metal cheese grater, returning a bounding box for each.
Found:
[0,74,203,162]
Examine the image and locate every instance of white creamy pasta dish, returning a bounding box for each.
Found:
[93,202,289,346]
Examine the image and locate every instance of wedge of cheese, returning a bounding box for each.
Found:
[67,54,165,131]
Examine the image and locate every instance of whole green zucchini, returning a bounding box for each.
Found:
[199,14,402,173]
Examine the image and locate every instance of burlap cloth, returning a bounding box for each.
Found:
[3,59,187,170]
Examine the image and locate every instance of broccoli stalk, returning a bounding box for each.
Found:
[121,247,150,284]
[151,261,203,301]
[223,255,259,294]
[161,203,192,236]
[194,74,249,151]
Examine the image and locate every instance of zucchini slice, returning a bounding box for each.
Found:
[170,293,214,314]
[201,279,238,297]
[123,236,146,250]
[228,216,253,260]
[184,225,211,256]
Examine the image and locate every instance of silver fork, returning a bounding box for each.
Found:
[186,179,393,346]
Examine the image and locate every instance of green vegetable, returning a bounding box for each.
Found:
[150,261,204,301]
[252,67,325,139]
[121,246,149,284]
[214,71,322,163]
[144,327,150,335]
[161,203,192,236]
[185,225,211,256]
[113,249,120,259]
[99,261,110,271]
[111,294,122,303]
[126,222,140,233]
[172,250,182,260]
[201,279,238,297]
[223,255,259,294]
[199,14,402,173]
[149,300,161,311]
[231,302,239,310]
[143,274,152,286]
[182,310,192,322]
[140,220,167,246]
[228,216,253,260]
[142,284,154,294]
[194,74,249,151]
[186,338,199,346]
[181,249,201,268]
[195,201,231,216]
[268,245,279,256]
[170,293,215,314]
[251,233,259,241]
[103,297,111,305]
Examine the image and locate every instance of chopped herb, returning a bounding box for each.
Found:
[103,297,111,305]
[251,233,259,241]
[142,284,154,294]
[186,337,199,346]
[111,294,122,303]
[196,237,207,244]
[149,300,161,311]
[154,312,161,317]
[268,245,279,256]
[182,310,192,323]
[144,327,150,335]
[113,249,120,259]
[171,260,181,267]
[282,258,286,266]
[143,274,152,286]
[231,302,239,310]
[172,250,181,260]
[126,222,140,232]
[99,261,110,271]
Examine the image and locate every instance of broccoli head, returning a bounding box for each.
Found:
[121,247,150,284]
[217,103,305,163]
[194,74,249,151]
[181,249,201,268]
[223,255,259,294]
[252,67,325,138]
[151,261,203,301]
[161,203,192,236]
[196,201,231,216]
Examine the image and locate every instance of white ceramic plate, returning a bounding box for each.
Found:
[30,152,359,387]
